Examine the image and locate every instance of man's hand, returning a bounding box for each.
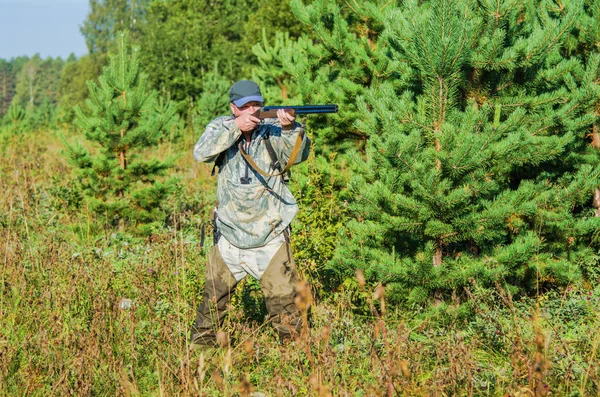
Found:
[234,112,260,132]
[277,109,295,128]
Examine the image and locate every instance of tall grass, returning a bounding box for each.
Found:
[1,128,599,396]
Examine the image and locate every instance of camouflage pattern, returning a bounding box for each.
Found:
[193,115,310,249]
[190,241,301,345]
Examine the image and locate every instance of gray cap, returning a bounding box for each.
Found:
[229,80,264,107]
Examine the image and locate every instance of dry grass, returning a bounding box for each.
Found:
[1,129,599,396]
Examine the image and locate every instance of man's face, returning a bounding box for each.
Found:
[230,101,262,118]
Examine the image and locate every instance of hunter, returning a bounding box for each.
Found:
[190,80,310,348]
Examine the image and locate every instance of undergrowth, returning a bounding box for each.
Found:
[1,129,599,396]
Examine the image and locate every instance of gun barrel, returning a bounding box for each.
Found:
[261,104,338,115]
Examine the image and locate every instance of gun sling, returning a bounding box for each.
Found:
[238,126,305,178]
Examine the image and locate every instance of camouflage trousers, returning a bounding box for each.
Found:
[190,237,301,346]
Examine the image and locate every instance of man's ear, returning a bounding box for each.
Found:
[229,102,237,116]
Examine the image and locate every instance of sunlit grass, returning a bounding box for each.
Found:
[1,128,599,396]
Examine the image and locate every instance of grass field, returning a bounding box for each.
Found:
[1,129,599,396]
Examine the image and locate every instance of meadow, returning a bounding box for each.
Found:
[1,128,599,396]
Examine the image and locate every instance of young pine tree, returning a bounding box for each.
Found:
[191,62,231,133]
[253,0,402,151]
[66,32,179,234]
[3,104,25,132]
[265,0,600,306]
[561,0,600,278]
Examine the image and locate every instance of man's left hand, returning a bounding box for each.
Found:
[277,109,295,128]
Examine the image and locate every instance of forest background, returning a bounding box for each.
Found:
[1,0,600,395]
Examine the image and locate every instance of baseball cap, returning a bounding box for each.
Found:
[229,80,264,107]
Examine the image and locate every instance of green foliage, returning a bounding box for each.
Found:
[56,54,103,125]
[242,0,309,47]
[80,0,149,55]
[280,0,600,307]
[138,0,253,104]
[1,55,66,132]
[252,31,312,103]
[12,55,42,109]
[137,0,311,115]
[236,277,269,325]
[3,104,25,132]
[65,32,180,234]
[0,59,17,116]
[252,0,389,150]
[23,98,58,130]
[290,152,350,292]
[12,55,63,111]
[190,63,231,133]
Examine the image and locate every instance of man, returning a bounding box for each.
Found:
[191,80,311,348]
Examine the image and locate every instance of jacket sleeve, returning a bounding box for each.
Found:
[270,121,311,166]
[193,116,242,163]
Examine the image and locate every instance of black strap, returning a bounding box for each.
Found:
[262,130,291,183]
[211,151,225,176]
[200,221,206,248]
[212,209,221,245]
[263,132,282,171]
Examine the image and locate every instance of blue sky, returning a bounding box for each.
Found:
[0,0,89,60]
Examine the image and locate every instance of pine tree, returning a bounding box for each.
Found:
[242,0,310,49]
[3,104,25,132]
[252,31,313,103]
[137,0,309,114]
[138,0,253,105]
[57,54,103,124]
[0,59,17,117]
[272,0,600,306]
[190,62,231,133]
[9,55,65,130]
[253,0,396,150]
[66,32,179,234]
[562,0,600,279]
[81,0,149,55]
[13,55,42,109]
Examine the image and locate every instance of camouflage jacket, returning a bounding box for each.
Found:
[194,115,311,249]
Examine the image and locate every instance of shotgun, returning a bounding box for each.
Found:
[257,104,338,119]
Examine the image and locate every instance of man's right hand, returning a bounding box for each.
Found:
[234,113,260,132]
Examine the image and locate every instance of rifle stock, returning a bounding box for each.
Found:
[257,104,338,119]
